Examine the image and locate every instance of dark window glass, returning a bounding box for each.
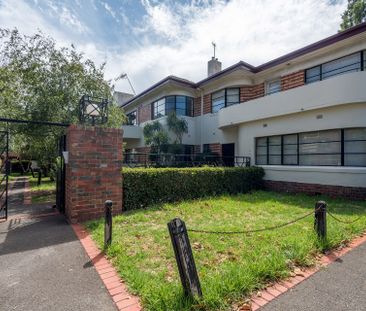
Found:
[268,136,281,164]
[186,97,194,117]
[305,52,362,84]
[176,96,186,116]
[203,144,211,153]
[299,130,341,166]
[153,98,165,119]
[226,88,240,106]
[165,96,175,115]
[152,96,194,119]
[126,111,137,125]
[266,80,281,95]
[283,134,298,165]
[212,90,225,112]
[256,137,268,165]
[256,128,366,167]
[305,66,321,84]
[344,128,366,166]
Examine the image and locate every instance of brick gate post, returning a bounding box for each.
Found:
[65,125,123,223]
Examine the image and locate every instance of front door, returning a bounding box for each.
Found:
[221,143,235,167]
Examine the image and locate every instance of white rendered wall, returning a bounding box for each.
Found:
[235,102,366,187]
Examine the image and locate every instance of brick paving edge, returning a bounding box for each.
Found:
[71,223,143,311]
[249,231,366,310]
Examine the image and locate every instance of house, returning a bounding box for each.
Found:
[121,22,366,199]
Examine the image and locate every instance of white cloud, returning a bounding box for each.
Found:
[0,0,348,95]
[117,0,347,93]
[102,2,119,22]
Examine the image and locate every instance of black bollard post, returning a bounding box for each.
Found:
[167,218,202,298]
[104,200,113,248]
[314,201,327,239]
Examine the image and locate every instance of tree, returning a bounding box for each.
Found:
[0,28,125,174]
[143,121,169,153]
[166,112,188,144]
[340,0,366,30]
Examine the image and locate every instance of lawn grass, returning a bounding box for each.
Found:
[86,191,366,311]
[28,175,56,192]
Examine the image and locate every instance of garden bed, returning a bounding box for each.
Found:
[86,191,366,311]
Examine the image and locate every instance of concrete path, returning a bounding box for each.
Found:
[0,177,117,311]
[261,241,366,311]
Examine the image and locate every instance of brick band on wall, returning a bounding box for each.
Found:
[281,71,305,91]
[203,94,211,114]
[264,180,366,200]
[65,125,123,223]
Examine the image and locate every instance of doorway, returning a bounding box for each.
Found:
[222,143,235,167]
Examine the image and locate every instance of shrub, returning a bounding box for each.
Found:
[122,166,264,210]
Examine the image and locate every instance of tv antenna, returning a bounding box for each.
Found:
[212,41,216,58]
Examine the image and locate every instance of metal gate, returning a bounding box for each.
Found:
[0,131,9,220]
[56,135,66,213]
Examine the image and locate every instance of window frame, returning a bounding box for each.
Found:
[255,127,366,167]
[265,78,282,95]
[151,95,194,119]
[126,110,137,125]
[211,87,240,113]
[305,50,365,84]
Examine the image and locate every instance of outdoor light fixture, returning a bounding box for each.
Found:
[79,95,108,126]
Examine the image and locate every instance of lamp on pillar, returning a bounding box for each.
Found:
[79,95,108,126]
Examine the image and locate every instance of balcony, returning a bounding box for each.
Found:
[219,71,366,128]
[122,125,142,140]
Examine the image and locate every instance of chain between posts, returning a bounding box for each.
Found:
[327,211,364,224]
[187,207,320,235]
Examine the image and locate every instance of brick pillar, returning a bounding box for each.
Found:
[65,125,123,223]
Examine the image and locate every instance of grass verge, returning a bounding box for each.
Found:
[86,191,366,311]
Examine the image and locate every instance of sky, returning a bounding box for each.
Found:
[0,0,347,94]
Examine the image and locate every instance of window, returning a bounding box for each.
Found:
[226,88,240,107]
[344,128,366,167]
[268,136,281,164]
[153,98,166,119]
[126,111,137,125]
[305,51,364,84]
[152,96,193,119]
[211,88,240,113]
[299,130,341,166]
[255,128,366,167]
[203,144,211,153]
[266,79,281,95]
[283,134,298,165]
[211,90,225,113]
[255,137,267,165]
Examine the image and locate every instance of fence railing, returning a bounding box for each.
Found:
[122,152,251,168]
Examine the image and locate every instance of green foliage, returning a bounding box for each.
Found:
[0,28,124,166]
[143,120,169,153]
[340,0,366,30]
[166,112,188,144]
[122,167,264,210]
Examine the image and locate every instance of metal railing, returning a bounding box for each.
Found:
[122,152,251,168]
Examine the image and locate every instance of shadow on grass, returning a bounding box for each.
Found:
[119,190,366,219]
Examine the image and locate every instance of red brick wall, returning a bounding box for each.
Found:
[203,94,211,115]
[65,125,123,223]
[207,143,222,156]
[138,104,151,124]
[264,180,366,200]
[240,83,265,102]
[194,97,201,117]
[281,71,305,91]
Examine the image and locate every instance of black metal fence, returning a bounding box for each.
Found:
[122,152,251,168]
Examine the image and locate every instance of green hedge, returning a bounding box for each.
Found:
[122,167,264,210]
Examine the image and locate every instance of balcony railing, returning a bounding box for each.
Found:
[123,152,251,168]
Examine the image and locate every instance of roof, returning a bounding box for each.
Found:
[122,21,366,108]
